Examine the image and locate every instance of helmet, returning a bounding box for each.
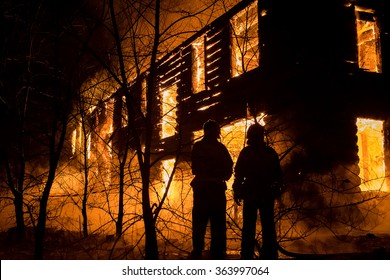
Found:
[247,123,264,141]
[203,119,220,137]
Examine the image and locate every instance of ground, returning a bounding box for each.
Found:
[1,228,390,260]
[279,232,390,260]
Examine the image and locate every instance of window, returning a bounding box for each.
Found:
[356,118,388,192]
[141,78,147,115]
[192,37,206,93]
[355,6,382,73]
[71,128,78,155]
[161,84,178,138]
[230,1,259,77]
[71,122,83,157]
[121,96,128,128]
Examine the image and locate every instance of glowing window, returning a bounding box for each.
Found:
[121,96,128,128]
[71,123,83,156]
[86,133,91,159]
[105,99,114,136]
[161,84,178,138]
[141,78,147,115]
[230,0,259,77]
[192,37,206,93]
[356,118,387,192]
[355,6,382,73]
[71,128,77,155]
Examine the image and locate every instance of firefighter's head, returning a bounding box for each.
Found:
[247,123,264,145]
[203,119,220,139]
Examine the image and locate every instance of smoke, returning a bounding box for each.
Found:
[370,194,390,233]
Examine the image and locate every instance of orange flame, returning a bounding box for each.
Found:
[356,118,388,192]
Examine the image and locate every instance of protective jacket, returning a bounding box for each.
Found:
[233,144,282,201]
[191,137,233,189]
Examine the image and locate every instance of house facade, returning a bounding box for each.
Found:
[125,0,390,192]
[65,0,390,255]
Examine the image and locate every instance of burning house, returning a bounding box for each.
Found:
[64,0,390,257]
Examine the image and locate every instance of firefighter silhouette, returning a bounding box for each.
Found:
[233,122,283,259]
[190,119,233,259]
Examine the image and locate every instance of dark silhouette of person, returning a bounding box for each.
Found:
[190,119,233,259]
[233,123,283,259]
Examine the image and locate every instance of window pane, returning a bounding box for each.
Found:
[356,8,382,73]
[192,37,206,93]
[161,84,178,138]
[230,1,259,77]
[356,118,387,192]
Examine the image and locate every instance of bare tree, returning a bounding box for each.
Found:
[1,0,112,258]
[67,0,234,259]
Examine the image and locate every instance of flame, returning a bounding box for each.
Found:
[71,123,83,157]
[34,1,389,248]
[230,0,259,77]
[192,37,206,93]
[355,6,382,73]
[161,159,175,197]
[121,96,128,128]
[256,112,267,126]
[356,118,388,192]
[86,133,91,160]
[91,98,114,169]
[161,85,178,138]
[71,129,77,155]
[197,101,219,111]
[141,78,147,116]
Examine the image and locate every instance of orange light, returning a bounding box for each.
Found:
[230,0,259,77]
[355,6,382,73]
[356,118,388,192]
[161,85,178,138]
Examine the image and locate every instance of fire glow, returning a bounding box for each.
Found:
[161,85,178,138]
[230,0,259,77]
[355,6,382,73]
[356,118,388,192]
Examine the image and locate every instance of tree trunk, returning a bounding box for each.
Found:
[81,118,89,238]
[34,118,67,259]
[34,184,50,259]
[141,170,158,259]
[81,178,89,237]
[4,158,26,240]
[138,0,160,260]
[13,191,26,239]
[116,159,126,237]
